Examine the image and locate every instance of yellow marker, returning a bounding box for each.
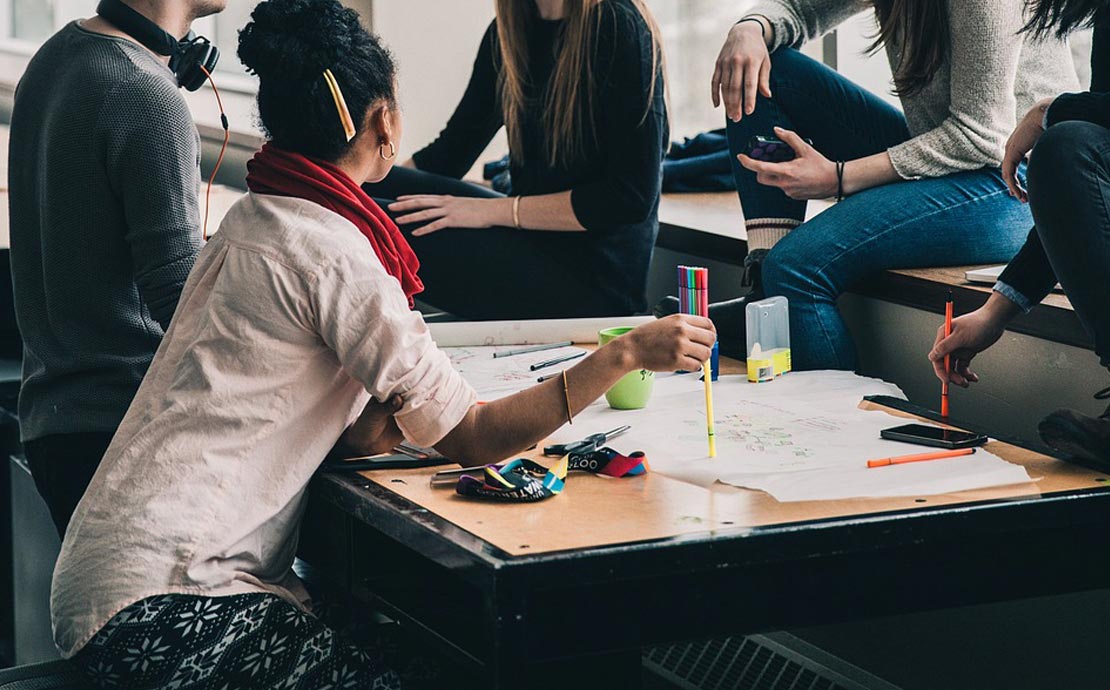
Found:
[702,361,717,457]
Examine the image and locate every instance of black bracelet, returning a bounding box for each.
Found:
[836,160,846,202]
[735,17,766,38]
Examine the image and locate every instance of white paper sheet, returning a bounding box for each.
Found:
[445,345,588,400]
[544,371,1032,502]
[429,316,654,347]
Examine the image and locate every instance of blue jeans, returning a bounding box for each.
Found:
[726,49,1032,370]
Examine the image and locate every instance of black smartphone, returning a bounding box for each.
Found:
[880,424,988,450]
[744,135,813,163]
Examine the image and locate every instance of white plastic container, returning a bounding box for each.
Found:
[745,296,792,383]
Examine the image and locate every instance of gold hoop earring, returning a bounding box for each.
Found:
[379,142,396,161]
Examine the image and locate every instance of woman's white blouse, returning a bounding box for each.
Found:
[50,193,476,657]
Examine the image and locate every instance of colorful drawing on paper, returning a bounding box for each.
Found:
[541,371,1032,501]
[445,345,588,400]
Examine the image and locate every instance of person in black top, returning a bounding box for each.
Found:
[930,0,1110,466]
[364,0,668,320]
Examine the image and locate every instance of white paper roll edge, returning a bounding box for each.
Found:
[428,316,656,347]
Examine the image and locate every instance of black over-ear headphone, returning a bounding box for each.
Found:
[96,0,220,91]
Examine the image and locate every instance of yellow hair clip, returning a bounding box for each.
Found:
[322,68,357,142]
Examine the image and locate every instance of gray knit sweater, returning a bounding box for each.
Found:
[750,0,1080,178]
[8,22,202,442]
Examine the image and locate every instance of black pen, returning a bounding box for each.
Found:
[529,350,586,372]
[320,454,451,473]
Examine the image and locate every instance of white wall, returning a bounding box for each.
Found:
[372,0,506,163]
[835,11,898,108]
[370,2,879,162]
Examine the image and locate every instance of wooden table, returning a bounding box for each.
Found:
[300,396,1110,689]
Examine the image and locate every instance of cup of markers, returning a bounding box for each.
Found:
[598,327,655,410]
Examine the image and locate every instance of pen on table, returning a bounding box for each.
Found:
[321,453,449,472]
[867,447,975,469]
[530,350,586,372]
[537,372,562,383]
[941,290,953,419]
[493,341,574,359]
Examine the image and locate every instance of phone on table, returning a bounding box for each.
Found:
[880,424,988,450]
[744,135,814,163]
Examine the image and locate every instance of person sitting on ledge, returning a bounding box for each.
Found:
[365,0,669,320]
[657,0,1076,368]
[930,0,1110,467]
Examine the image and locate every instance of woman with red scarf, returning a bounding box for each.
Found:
[48,1,714,688]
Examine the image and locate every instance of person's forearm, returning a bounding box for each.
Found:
[841,151,901,196]
[435,340,636,466]
[982,290,1024,326]
[516,191,587,232]
[741,13,775,48]
[480,192,586,232]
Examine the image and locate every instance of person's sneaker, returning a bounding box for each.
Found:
[650,250,769,359]
[739,248,769,295]
[1038,385,1110,467]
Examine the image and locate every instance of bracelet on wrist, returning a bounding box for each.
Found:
[835,160,846,202]
[512,195,523,230]
[735,17,766,38]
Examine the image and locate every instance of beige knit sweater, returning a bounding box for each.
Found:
[749,0,1080,179]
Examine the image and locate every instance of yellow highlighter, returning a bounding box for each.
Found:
[703,360,717,457]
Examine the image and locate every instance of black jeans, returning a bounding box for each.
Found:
[365,167,633,320]
[25,431,114,537]
[1027,121,1110,367]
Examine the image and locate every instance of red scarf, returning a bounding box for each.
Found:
[246,144,424,306]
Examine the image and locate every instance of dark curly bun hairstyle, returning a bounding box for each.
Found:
[238,0,397,160]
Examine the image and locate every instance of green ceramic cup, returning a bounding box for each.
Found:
[598,327,655,410]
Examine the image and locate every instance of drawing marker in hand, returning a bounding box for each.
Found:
[685,266,716,458]
[941,290,953,419]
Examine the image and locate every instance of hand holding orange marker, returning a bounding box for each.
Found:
[941,290,954,418]
[867,447,975,469]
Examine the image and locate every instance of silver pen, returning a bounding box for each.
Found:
[493,341,574,359]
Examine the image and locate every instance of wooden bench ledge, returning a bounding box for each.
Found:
[657,192,1090,351]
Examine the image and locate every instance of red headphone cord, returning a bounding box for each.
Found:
[198,64,229,242]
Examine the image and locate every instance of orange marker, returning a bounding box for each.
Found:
[867,447,975,469]
[941,290,954,419]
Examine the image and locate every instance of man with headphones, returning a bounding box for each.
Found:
[8,0,226,536]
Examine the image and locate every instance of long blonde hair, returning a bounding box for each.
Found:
[495,0,666,169]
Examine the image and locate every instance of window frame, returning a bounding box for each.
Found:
[0,2,262,97]
[0,0,374,129]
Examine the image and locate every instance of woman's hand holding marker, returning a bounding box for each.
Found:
[737,127,838,200]
[627,314,717,374]
[928,293,1022,388]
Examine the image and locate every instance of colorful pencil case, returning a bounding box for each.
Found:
[456,448,649,502]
